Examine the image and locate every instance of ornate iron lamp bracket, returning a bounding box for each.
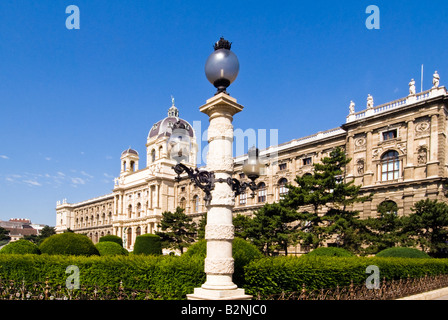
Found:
[172,163,215,204]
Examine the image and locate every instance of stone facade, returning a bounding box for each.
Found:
[56,77,448,252]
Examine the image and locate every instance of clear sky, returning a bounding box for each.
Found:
[1,0,448,226]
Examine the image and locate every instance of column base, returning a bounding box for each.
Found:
[187,287,252,300]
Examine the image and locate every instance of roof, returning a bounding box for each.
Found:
[148,104,195,140]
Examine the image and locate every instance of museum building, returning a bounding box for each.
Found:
[56,72,448,252]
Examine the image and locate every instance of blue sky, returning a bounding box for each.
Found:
[1,0,448,226]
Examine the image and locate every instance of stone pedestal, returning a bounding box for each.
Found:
[186,93,252,301]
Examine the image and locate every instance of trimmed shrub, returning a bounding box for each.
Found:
[306,247,354,257]
[99,235,123,247]
[133,234,162,255]
[0,240,40,255]
[184,238,263,286]
[376,247,431,259]
[95,241,128,256]
[244,256,448,298]
[39,233,99,256]
[0,254,204,299]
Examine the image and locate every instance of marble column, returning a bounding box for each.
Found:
[187,92,251,300]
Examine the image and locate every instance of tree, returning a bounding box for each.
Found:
[197,213,207,240]
[24,225,56,245]
[0,227,10,243]
[402,199,448,257]
[280,147,371,249]
[362,201,405,254]
[233,214,253,241]
[245,203,300,256]
[156,207,197,254]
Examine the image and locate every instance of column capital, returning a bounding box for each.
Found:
[199,93,244,119]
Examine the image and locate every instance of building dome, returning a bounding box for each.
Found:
[121,147,139,157]
[148,102,195,140]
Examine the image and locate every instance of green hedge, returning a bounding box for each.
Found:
[243,256,448,298]
[95,242,128,256]
[99,235,123,247]
[0,240,40,255]
[0,254,204,299]
[133,234,162,255]
[39,233,99,256]
[376,247,431,259]
[184,238,263,286]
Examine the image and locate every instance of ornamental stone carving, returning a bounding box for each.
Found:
[355,137,366,151]
[415,121,430,137]
[417,145,428,165]
[204,258,234,274]
[356,158,365,175]
[207,123,234,142]
[205,225,234,240]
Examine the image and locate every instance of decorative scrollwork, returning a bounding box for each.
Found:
[172,163,215,204]
[172,163,261,202]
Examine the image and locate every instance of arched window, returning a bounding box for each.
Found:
[193,195,199,213]
[128,204,132,219]
[151,149,156,163]
[257,182,266,203]
[136,203,141,217]
[127,228,132,248]
[179,197,186,210]
[159,146,164,159]
[381,151,400,181]
[377,200,398,216]
[278,178,288,199]
[136,227,141,237]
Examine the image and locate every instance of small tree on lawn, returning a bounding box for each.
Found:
[156,207,197,254]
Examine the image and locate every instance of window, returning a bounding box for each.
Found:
[136,203,141,217]
[151,149,156,163]
[257,182,266,203]
[128,205,132,218]
[179,197,186,210]
[381,151,400,181]
[382,129,397,141]
[239,192,247,205]
[279,163,287,171]
[193,195,199,213]
[303,157,312,166]
[278,178,288,199]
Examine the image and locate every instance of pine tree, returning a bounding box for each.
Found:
[245,203,300,255]
[156,207,197,254]
[280,147,371,250]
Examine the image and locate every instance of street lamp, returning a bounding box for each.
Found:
[171,37,257,300]
[205,37,239,95]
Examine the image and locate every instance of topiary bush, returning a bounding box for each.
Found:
[184,237,263,286]
[95,241,128,256]
[376,247,431,259]
[99,235,123,247]
[39,233,99,256]
[306,247,354,257]
[133,234,162,255]
[0,239,40,255]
